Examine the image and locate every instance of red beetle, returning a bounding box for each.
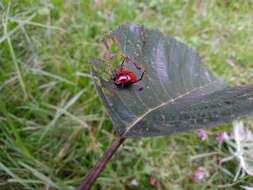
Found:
[112,57,145,87]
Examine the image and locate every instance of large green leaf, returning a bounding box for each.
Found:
[91,24,253,137]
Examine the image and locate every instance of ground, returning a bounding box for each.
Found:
[0,0,253,190]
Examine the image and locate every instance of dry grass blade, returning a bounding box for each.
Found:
[2,2,28,99]
[39,89,86,141]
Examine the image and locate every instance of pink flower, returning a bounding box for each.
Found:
[149,176,159,187]
[197,129,208,141]
[243,186,253,190]
[192,167,205,182]
[130,178,138,187]
[216,132,224,143]
[216,131,230,143]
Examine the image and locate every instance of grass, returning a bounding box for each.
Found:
[0,0,253,189]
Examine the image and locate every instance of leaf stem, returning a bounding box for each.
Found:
[75,137,126,190]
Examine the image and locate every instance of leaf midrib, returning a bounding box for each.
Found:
[121,80,220,136]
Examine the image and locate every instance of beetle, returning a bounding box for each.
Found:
[112,57,145,88]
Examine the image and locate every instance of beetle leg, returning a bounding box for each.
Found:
[135,70,145,82]
[133,62,145,82]
[133,62,144,71]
